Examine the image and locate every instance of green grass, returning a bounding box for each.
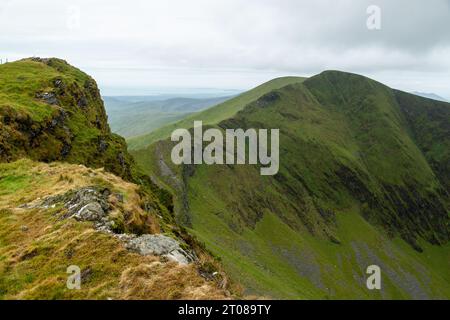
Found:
[127,76,306,150]
[0,59,89,121]
[0,175,31,196]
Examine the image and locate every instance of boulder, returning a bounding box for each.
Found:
[74,202,105,221]
[126,234,195,265]
[31,187,196,265]
[36,92,58,105]
[39,187,111,230]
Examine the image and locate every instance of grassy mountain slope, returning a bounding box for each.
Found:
[395,90,450,191]
[127,76,306,150]
[133,71,450,299]
[104,95,232,138]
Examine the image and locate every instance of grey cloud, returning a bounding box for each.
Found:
[0,0,449,96]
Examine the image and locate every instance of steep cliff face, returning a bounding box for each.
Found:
[0,58,134,180]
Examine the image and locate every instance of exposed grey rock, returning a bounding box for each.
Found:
[351,241,432,299]
[114,193,124,203]
[77,96,88,108]
[98,138,108,153]
[80,267,93,282]
[63,188,110,214]
[23,187,195,265]
[95,115,102,129]
[36,92,58,105]
[37,187,112,231]
[54,78,64,88]
[155,143,183,189]
[61,143,71,157]
[49,110,67,129]
[74,202,105,221]
[114,233,136,242]
[117,152,125,167]
[274,245,326,291]
[30,57,51,64]
[125,234,196,265]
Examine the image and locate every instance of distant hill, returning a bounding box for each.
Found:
[127,76,306,150]
[412,92,448,102]
[132,71,450,299]
[104,95,233,138]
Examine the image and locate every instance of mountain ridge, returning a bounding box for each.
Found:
[412,92,448,102]
[132,70,450,299]
[127,76,306,150]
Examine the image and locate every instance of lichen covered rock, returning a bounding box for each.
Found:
[125,234,196,265]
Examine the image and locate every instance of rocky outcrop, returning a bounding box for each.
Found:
[25,186,194,265]
[27,187,115,231]
[36,92,58,105]
[125,234,196,265]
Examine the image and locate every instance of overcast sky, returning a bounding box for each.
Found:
[1,0,449,97]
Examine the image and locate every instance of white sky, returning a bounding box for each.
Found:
[1,0,450,97]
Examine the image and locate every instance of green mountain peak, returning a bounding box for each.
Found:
[132,70,450,299]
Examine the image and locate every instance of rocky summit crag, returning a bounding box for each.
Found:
[0,58,134,180]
